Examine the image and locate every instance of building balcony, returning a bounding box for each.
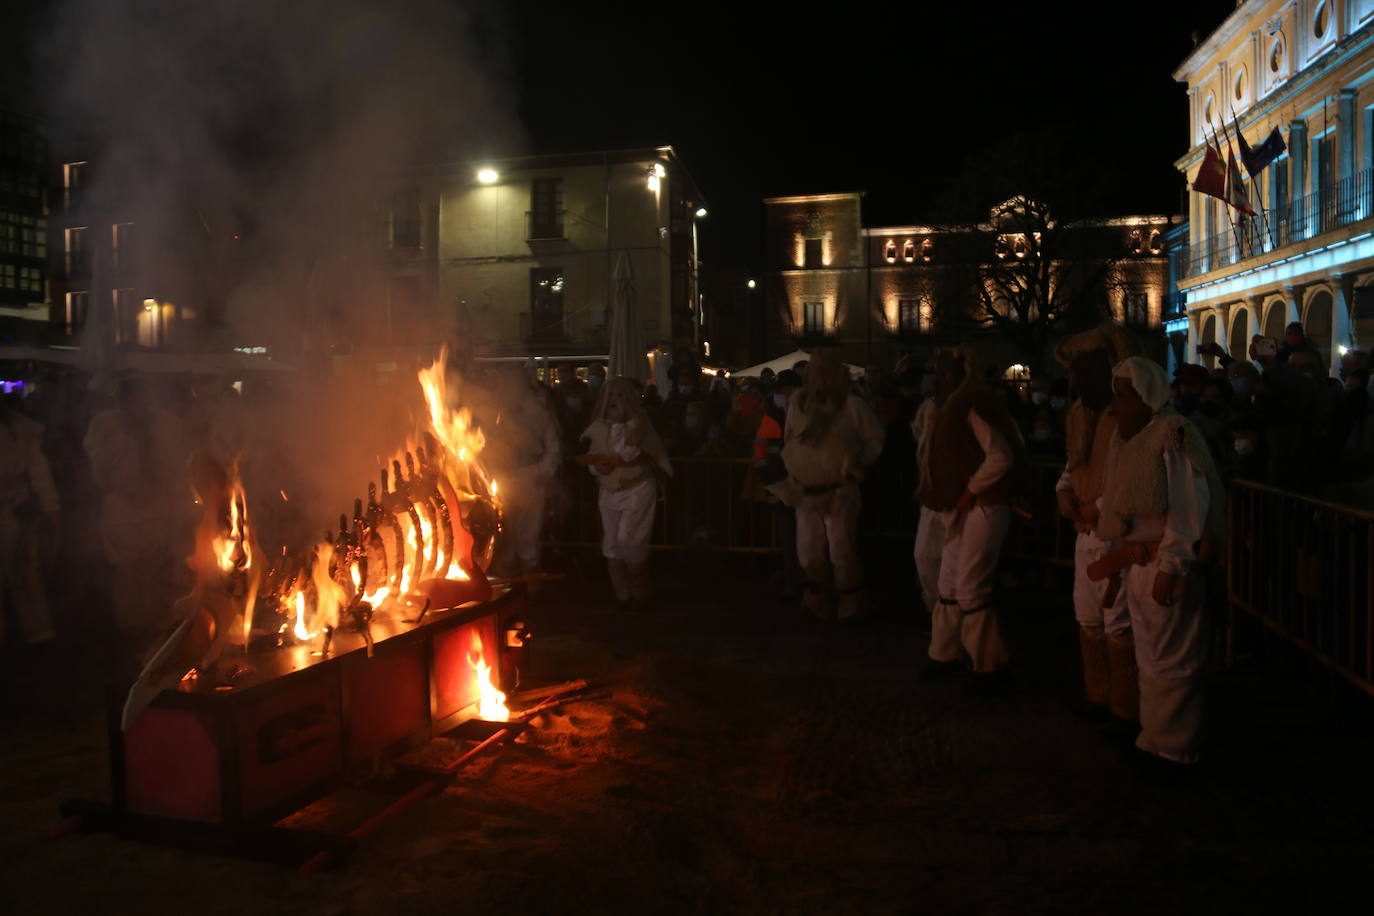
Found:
[1182,167,1374,278]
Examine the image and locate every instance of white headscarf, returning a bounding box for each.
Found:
[1112,356,1170,412]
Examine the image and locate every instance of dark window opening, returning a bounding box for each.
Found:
[392,188,421,249]
[802,300,825,333]
[804,237,824,268]
[530,178,564,239]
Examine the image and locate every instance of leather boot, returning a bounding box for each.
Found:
[607,559,631,603]
[628,562,651,602]
[1107,631,1141,722]
[802,564,834,620]
[1079,625,1110,709]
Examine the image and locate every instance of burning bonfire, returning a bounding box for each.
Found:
[123,347,506,727]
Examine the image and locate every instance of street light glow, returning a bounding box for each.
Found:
[747,279,756,289]
[477,168,499,183]
[695,207,707,218]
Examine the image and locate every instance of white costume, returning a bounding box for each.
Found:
[582,379,671,603]
[910,398,943,615]
[0,410,60,644]
[783,392,885,620]
[1097,357,1222,764]
[485,382,561,574]
[83,404,191,633]
[928,409,1016,672]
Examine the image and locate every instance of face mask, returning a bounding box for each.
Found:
[587,377,602,390]
[1049,396,1067,411]
[1031,392,1049,406]
[773,393,788,410]
[565,397,581,411]
[1234,438,1256,456]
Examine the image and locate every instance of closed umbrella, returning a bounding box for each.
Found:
[608,250,645,380]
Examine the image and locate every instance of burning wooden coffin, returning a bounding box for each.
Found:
[61,348,536,864]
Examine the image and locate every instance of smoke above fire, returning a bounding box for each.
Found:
[32,0,526,544]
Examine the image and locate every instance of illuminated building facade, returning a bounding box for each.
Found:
[763,192,1176,371]
[1175,0,1374,372]
[0,106,50,344]
[390,147,706,366]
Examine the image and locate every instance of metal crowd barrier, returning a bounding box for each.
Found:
[543,453,1077,566]
[1227,479,1374,698]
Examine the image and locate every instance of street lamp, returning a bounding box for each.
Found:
[694,207,707,219]
[477,168,499,183]
[746,279,756,289]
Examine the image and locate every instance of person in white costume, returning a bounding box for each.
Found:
[781,348,885,621]
[581,377,671,604]
[916,348,1024,684]
[83,374,192,644]
[1053,325,1139,721]
[1091,356,1224,766]
[0,404,60,645]
[910,367,942,617]
[481,366,561,579]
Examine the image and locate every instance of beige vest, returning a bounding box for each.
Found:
[1098,408,1223,543]
[1064,402,1117,507]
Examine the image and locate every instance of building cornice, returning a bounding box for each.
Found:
[763,192,864,205]
[1172,0,1262,83]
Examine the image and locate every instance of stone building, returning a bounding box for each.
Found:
[762,192,1177,373]
[1176,0,1374,371]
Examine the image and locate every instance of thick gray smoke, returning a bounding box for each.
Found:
[36,0,525,553]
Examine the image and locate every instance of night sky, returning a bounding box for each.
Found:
[504,1,1241,270]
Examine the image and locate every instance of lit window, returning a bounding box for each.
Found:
[1128,229,1143,255]
[65,291,88,333]
[901,239,916,263]
[1123,291,1149,328]
[921,238,934,262]
[1012,234,1028,258]
[883,239,897,263]
[1149,228,1163,254]
[995,236,1010,259]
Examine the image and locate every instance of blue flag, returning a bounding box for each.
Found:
[1240,127,1287,177]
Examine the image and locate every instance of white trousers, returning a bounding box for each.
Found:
[795,482,862,591]
[598,477,657,565]
[929,505,1011,672]
[1073,530,1131,634]
[1125,562,1206,763]
[0,512,54,644]
[913,506,944,614]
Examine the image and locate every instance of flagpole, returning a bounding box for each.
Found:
[1209,118,1246,261]
[1230,100,1272,253]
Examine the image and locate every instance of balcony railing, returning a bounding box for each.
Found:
[1182,166,1374,277]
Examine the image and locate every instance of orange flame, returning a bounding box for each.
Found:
[468,632,508,721]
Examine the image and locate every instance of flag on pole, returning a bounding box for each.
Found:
[1192,143,1227,200]
[1226,151,1256,216]
[1239,127,1287,177]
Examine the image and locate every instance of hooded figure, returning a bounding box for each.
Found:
[581,377,671,605]
[916,347,1024,685]
[781,349,884,621]
[479,366,562,579]
[1091,356,1224,767]
[0,405,60,645]
[1053,324,1140,720]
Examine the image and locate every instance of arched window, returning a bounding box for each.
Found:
[883,239,897,263]
[995,236,1010,260]
[1012,234,1028,258]
[1305,289,1334,369]
[1314,2,1329,40]
[901,239,916,263]
[1234,67,1247,103]
[1149,228,1163,254]
[921,237,934,262]
[1201,313,1218,368]
[1128,229,1143,254]
[1263,299,1287,341]
[1270,38,1285,75]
